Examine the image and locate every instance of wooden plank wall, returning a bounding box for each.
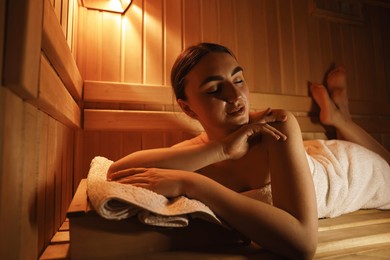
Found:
[74,0,390,186]
[0,0,80,259]
[76,0,390,99]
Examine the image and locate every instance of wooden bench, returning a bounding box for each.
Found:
[40,180,390,259]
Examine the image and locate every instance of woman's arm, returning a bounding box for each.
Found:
[107,141,226,179]
[115,111,317,259]
[108,109,287,179]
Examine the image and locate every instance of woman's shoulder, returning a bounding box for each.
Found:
[249,109,289,123]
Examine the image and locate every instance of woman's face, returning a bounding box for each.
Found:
[178,52,250,136]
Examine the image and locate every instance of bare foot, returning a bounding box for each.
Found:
[310,83,343,126]
[326,67,351,119]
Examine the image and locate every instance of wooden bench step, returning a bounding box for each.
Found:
[39,243,69,260]
[316,210,390,258]
[318,210,390,231]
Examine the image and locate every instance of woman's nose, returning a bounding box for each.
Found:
[223,82,242,103]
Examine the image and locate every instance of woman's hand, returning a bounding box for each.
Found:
[222,108,288,160]
[249,108,288,125]
[108,167,191,198]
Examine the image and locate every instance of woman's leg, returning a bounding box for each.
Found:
[310,67,390,164]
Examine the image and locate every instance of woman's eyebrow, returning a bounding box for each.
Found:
[231,66,243,76]
[199,66,243,88]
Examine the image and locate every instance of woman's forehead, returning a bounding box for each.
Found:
[186,52,240,84]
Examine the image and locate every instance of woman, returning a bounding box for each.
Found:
[106,43,390,259]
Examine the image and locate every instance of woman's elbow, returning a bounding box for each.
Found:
[293,225,318,259]
[295,239,317,260]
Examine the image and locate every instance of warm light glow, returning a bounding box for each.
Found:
[81,0,132,14]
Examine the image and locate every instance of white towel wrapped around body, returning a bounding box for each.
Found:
[304,139,390,218]
[87,156,223,227]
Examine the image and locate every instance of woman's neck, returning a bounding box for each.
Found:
[203,125,241,142]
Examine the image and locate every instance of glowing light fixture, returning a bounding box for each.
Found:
[81,0,132,14]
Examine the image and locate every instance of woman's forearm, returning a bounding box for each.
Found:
[108,141,226,174]
[184,173,316,259]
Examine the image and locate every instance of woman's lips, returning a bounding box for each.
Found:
[227,106,245,116]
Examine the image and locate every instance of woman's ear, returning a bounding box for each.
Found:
[177,99,197,119]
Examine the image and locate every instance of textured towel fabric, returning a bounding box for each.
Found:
[87,156,223,227]
[305,140,390,218]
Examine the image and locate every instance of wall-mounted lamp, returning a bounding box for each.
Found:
[81,0,132,14]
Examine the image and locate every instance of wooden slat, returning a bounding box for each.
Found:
[315,242,390,259]
[122,0,143,83]
[0,0,4,85]
[83,108,327,133]
[101,12,121,81]
[144,0,164,84]
[183,0,202,47]
[20,103,39,260]
[3,0,43,99]
[59,220,70,231]
[0,88,24,259]
[316,209,390,258]
[29,54,81,129]
[39,243,70,260]
[44,117,57,247]
[83,109,203,133]
[84,108,390,134]
[319,210,390,232]
[42,0,83,101]
[165,0,183,86]
[54,124,64,232]
[317,222,390,256]
[51,231,70,244]
[84,81,174,105]
[66,179,88,217]
[37,112,49,254]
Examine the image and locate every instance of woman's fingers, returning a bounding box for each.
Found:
[107,167,147,181]
[116,174,148,184]
[264,124,287,141]
[262,109,288,124]
[252,108,288,124]
[250,122,287,141]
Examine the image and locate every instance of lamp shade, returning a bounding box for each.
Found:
[81,0,132,14]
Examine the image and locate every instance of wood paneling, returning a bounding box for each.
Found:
[0,0,4,85]
[29,54,81,129]
[42,0,83,100]
[76,0,390,103]
[84,81,173,105]
[1,0,79,259]
[0,88,74,259]
[3,0,43,99]
[84,109,203,132]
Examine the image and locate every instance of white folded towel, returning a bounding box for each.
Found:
[87,156,223,227]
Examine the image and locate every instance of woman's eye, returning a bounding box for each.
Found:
[206,87,219,94]
[234,79,244,84]
[206,85,221,94]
